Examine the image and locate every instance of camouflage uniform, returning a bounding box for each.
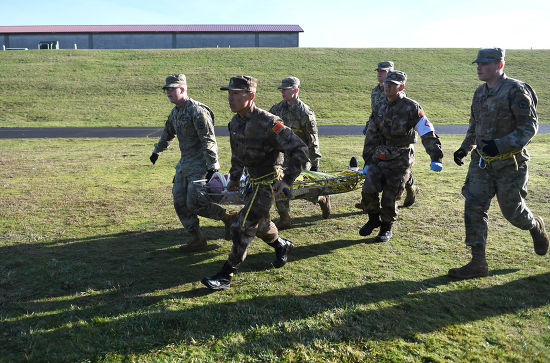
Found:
[153,97,226,233]
[459,73,538,247]
[227,104,308,268]
[270,91,321,215]
[362,86,443,223]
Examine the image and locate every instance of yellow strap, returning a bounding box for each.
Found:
[241,168,280,227]
[476,148,522,170]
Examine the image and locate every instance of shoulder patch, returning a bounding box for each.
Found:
[272,121,285,134]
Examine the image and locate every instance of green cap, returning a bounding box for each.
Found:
[163,74,187,89]
[376,61,394,71]
[385,70,407,85]
[472,48,505,63]
[278,77,300,89]
[220,75,258,92]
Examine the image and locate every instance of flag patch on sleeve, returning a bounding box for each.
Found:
[272,121,284,134]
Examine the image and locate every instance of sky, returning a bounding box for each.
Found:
[2,0,550,49]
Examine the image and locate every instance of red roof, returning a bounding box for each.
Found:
[0,25,303,34]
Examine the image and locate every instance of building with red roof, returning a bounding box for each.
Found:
[0,25,303,49]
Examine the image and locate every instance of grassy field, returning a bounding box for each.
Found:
[0,48,549,128]
[1,134,549,361]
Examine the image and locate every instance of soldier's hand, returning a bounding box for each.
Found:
[481,139,499,157]
[362,165,369,175]
[430,161,443,172]
[226,179,240,192]
[273,180,291,199]
[150,152,159,165]
[205,169,217,181]
[310,165,319,172]
[362,126,367,135]
[453,148,466,166]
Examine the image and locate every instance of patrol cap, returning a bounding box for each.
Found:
[163,74,187,89]
[472,48,505,64]
[278,77,300,89]
[376,61,394,71]
[220,75,257,92]
[384,70,407,85]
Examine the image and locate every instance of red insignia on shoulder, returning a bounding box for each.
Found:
[418,109,425,117]
[272,121,284,134]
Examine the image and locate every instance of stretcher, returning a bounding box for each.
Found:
[194,167,365,205]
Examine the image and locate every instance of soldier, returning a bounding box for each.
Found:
[449,48,548,279]
[269,76,331,230]
[359,70,443,242]
[149,74,235,252]
[357,61,420,211]
[201,76,309,291]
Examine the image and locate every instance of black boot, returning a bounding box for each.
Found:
[375,222,392,242]
[359,214,381,236]
[201,261,237,290]
[268,237,294,268]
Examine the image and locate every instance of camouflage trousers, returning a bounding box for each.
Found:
[462,157,535,247]
[228,184,278,267]
[172,170,226,234]
[361,160,411,223]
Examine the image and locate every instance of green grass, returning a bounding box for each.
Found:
[1,135,549,361]
[1,48,549,127]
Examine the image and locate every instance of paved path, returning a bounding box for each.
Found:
[1,124,549,138]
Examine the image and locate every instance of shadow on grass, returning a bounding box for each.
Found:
[0,227,547,360]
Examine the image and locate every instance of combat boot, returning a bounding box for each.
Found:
[402,185,420,207]
[179,228,207,253]
[375,222,393,242]
[318,195,331,219]
[222,211,237,241]
[448,244,489,279]
[201,261,237,290]
[355,200,366,211]
[276,211,292,230]
[359,213,381,236]
[268,237,294,268]
[530,216,549,256]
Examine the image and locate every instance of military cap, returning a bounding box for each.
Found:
[384,70,407,85]
[472,48,505,63]
[163,74,187,89]
[220,75,257,92]
[376,61,394,71]
[278,77,300,89]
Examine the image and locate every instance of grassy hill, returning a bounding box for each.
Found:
[1,48,548,127]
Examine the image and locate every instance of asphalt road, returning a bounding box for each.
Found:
[1,124,550,138]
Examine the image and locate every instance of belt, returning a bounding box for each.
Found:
[476,148,522,170]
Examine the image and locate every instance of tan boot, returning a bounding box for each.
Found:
[180,229,207,253]
[448,244,489,279]
[319,195,331,219]
[531,216,549,256]
[276,211,292,230]
[402,185,420,207]
[222,211,237,241]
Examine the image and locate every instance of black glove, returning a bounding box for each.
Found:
[150,152,159,165]
[453,148,466,166]
[481,139,499,157]
[310,165,319,172]
[205,169,217,181]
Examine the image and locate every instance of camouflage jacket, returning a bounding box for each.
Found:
[460,74,538,163]
[363,93,443,166]
[366,85,407,128]
[154,98,220,176]
[269,98,321,169]
[228,103,309,185]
